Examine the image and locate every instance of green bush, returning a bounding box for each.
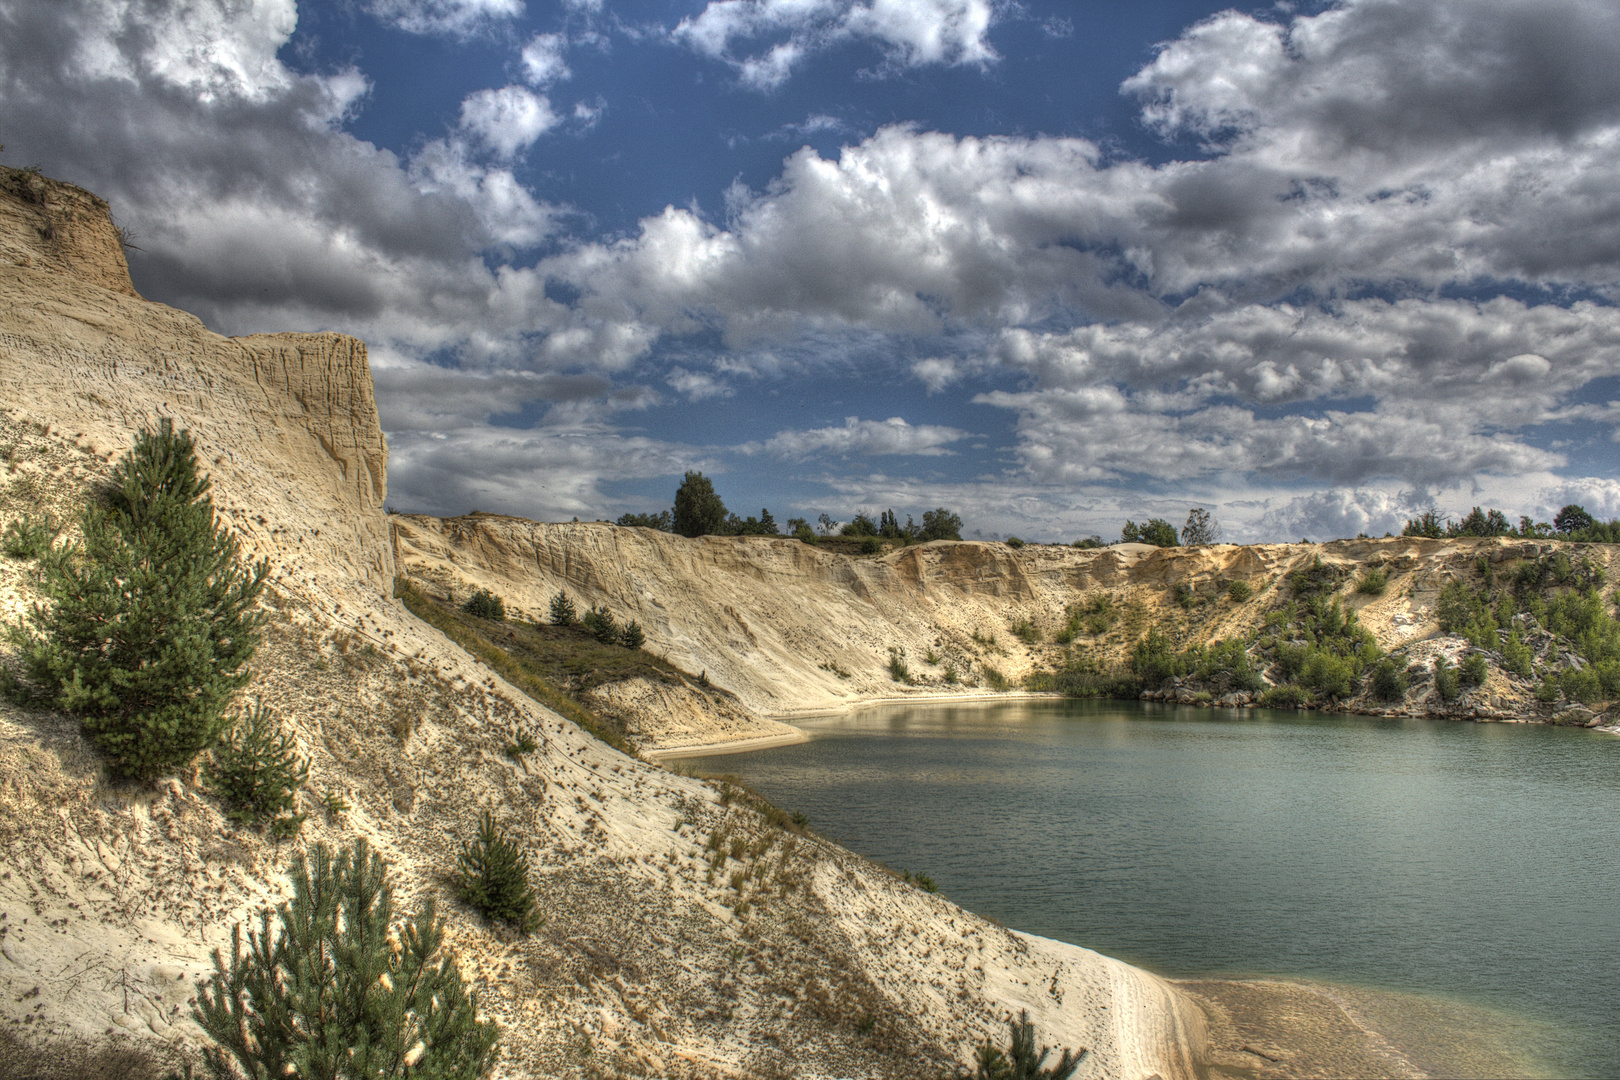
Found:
[1369,658,1408,701]
[793,524,818,544]
[1227,580,1252,603]
[672,471,728,537]
[1433,655,1461,702]
[207,702,308,834]
[1011,619,1040,644]
[1259,684,1309,709]
[619,620,646,649]
[860,535,882,555]
[462,589,505,620]
[1302,649,1357,698]
[1535,674,1561,703]
[194,838,498,1079]
[1500,628,1534,678]
[981,666,1010,691]
[1459,652,1488,688]
[1130,628,1179,689]
[548,590,577,626]
[582,605,619,645]
[1561,666,1602,704]
[1,512,58,559]
[9,421,266,779]
[887,647,910,683]
[615,510,671,530]
[918,508,964,541]
[842,512,879,537]
[1120,518,1177,547]
[959,1009,1084,1080]
[1005,536,1025,549]
[454,811,543,934]
[1355,567,1387,596]
[1193,638,1262,692]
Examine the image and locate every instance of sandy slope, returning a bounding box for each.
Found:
[0,168,1209,1078]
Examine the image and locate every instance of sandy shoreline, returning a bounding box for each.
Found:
[644,690,1068,759]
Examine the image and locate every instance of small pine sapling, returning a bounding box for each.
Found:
[618,620,646,649]
[583,605,619,645]
[193,838,498,1079]
[453,811,542,934]
[462,588,505,620]
[958,1009,1086,1080]
[548,590,577,626]
[207,702,309,833]
[1,513,59,559]
[1433,654,1461,702]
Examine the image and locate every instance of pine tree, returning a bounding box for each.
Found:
[582,605,619,645]
[958,1010,1085,1080]
[207,702,309,834]
[193,837,498,1080]
[548,590,577,626]
[462,589,505,620]
[618,620,646,649]
[13,420,267,779]
[453,811,542,934]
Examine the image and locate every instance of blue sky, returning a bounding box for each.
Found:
[5,0,1620,541]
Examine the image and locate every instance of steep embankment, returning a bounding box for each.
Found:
[396,515,1620,753]
[0,168,1213,1079]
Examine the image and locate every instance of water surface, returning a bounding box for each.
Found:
[669,700,1620,1078]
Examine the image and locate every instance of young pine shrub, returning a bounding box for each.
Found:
[454,811,542,934]
[1227,580,1252,603]
[1460,652,1488,689]
[1369,658,1409,702]
[10,420,266,779]
[618,620,646,649]
[1433,655,1461,702]
[1004,536,1025,549]
[462,588,505,621]
[548,590,577,626]
[582,605,619,645]
[887,646,910,683]
[207,703,309,836]
[1259,684,1310,709]
[1011,619,1040,645]
[194,838,498,1080]
[1561,665,1602,705]
[1,512,58,559]
[1500,629,1534,678]
[1355,567,1388,596]
[958,1009,1085,1080]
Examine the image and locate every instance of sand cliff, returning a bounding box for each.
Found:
[0,167,1213,1078]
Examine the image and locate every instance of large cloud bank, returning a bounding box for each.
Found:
[2,0,1618,536]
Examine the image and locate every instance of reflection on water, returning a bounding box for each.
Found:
[668,700,1620,1079]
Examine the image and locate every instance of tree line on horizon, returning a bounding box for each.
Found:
[617,471,964,543]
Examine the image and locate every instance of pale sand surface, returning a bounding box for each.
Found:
[641,731,810,759]
[1183,977,1555,1080]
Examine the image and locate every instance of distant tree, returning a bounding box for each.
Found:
[918,507,963,541]
[1071,535,1104,549]
[548,591,577,626]
[724,509,780,536]
[1180,507,1220,546]
[841,511,879,537]
[1518,515,1553,538]
[582,605,619,645]
[816,512,838,536]
[672,471,728,537]
[619,620,646,649]
[616,510,672,530]
[1554,504,1596,535]
[784,517,808,534]
[1449,507,1511,537]
[1122,518,1177,547]
[1402,509,1446,539]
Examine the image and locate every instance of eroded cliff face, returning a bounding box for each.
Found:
[0,171,1212,1080]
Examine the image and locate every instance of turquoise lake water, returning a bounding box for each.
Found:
[667,700,1620,1078]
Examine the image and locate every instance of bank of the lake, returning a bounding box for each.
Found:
[668,699,1618,1079]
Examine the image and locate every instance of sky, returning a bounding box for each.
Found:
[4,0,1620,542]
